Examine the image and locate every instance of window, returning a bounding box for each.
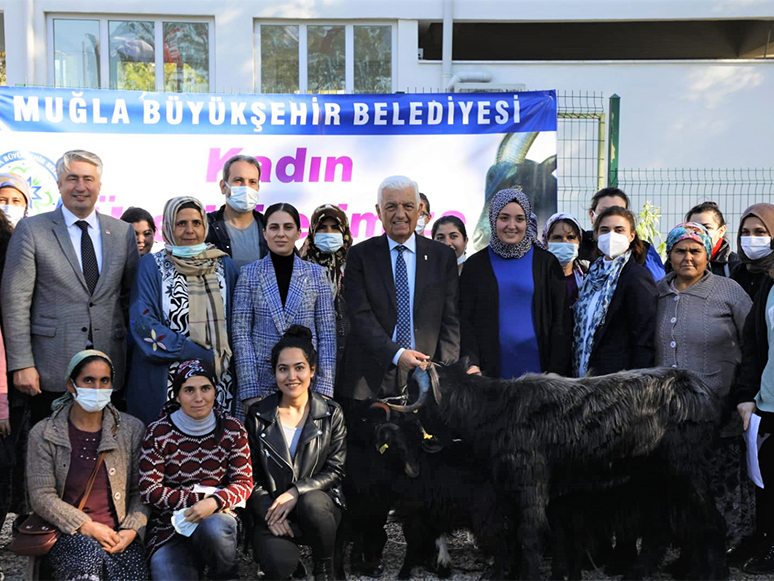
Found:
[419,20,774,61]
[256,22,394,94]
[49,16,212,91]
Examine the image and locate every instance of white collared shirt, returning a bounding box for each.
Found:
[61,205,103,274]
[387,233,417,365]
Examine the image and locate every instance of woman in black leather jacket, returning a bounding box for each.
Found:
[246,325,346,581]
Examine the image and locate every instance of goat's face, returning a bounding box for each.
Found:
[374,419,423,479]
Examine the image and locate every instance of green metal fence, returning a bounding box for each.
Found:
[556,91,606,227]
[619,167,774,246]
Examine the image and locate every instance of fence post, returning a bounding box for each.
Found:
[607,94,620,187]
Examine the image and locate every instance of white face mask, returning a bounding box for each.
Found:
[597,232,631,259]
[314,232,344,253]
[0,204,25,227]
[73,386,113,413]
[741,236,773,261]
[548,242,579,267]
[415,216,427,235]
[225,184,260,213]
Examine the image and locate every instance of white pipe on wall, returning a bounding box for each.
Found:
[441,0,453,90]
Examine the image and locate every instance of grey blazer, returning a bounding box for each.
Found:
[1,207,139,392]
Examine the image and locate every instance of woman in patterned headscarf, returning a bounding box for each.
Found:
[459,188,571,378]
[656,222,754,557]
[126,197,240,425]
[300,204,353,373]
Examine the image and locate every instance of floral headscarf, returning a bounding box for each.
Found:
[666,222,713,260]
[300,204,353,296]
[488,189,536,259]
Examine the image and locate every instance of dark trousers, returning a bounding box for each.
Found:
[252,490,341,580]
[755,412,774,535]
[29,391,61,426]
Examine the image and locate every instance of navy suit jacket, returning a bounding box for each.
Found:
[339,234,460,400]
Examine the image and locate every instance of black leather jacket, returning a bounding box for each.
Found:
[246,390,347,518]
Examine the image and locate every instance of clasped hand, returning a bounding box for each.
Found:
[265,488,299,537]
[79,520,136,553]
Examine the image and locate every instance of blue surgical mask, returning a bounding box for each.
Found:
[314,232,344,253]
[166,243,208,258]
[225,185,259,213]
[548,242,579,267]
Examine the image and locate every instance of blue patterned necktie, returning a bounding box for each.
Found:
[394,245,412,350]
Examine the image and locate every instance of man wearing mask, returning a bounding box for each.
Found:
[0,172,31,227]
[416,192,431,236]
[206,154,268,268]
[1,150,139,424]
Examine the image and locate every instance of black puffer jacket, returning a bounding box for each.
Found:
[246,390,346,518]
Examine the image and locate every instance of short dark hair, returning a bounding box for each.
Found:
[590,187,630,212]
[271,325,318,372]
[120,207,156,232]
[223,155,262,182]
[685,201,726,227]
[265,203,301,230]
[432,215,467,240]
[593,206,646,263]
[419,192,431,214]
[70,354,115,383]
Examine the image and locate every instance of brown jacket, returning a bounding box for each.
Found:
[26,402,149,537]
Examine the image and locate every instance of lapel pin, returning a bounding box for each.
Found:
[424,255,428,261]
[105,229,111,235]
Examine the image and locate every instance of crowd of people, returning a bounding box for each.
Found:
[1,149,774,579]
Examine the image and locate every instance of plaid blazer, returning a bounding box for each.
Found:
[232,254,336,401]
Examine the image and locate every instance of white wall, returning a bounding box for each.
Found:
[1,0,773,170]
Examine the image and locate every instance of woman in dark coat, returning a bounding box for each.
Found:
[459,188,571,378]
[246,325,346,581]
[573,206,657,377]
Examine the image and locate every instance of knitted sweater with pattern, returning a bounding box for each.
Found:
[138,409,253,557]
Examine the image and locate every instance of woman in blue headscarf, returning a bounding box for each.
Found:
[459,188,571,378]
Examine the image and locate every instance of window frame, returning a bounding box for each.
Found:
[254,21,397,94]
[47,14,215,92]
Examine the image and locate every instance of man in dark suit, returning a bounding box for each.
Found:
[341,175,459,401]
[338,175,460,575]
[1,150,139,424]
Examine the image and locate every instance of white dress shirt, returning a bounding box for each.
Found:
[61,205,103,274]
[387,233,417,365]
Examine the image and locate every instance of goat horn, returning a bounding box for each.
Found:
[368,401,391,422]
[384,368,430,413]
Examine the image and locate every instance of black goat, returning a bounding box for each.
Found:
[389,363,727,580]
[374,416,514,579]
[339,401,426,577]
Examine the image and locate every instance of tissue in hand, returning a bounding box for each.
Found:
[172,508,199,537]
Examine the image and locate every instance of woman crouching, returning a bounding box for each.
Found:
[139,359,253,580]
[247,325,346,581]
[26,350,149,580]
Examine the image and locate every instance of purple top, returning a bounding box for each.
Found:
[63,421,117,529]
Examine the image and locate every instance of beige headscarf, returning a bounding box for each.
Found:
[162,197,231,379]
